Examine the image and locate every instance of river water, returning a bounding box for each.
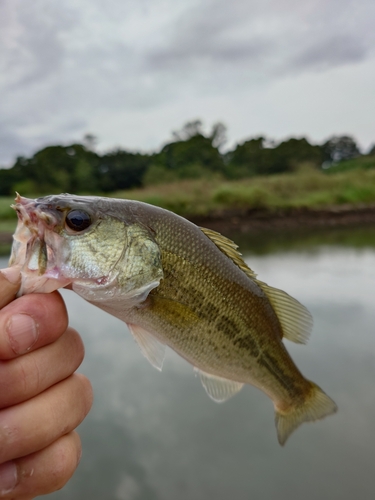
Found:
[1,227,374,500]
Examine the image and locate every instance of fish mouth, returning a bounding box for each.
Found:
[10,194,72,296]
[12,193,61,232]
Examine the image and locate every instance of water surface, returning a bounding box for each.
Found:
[1,228,374,500]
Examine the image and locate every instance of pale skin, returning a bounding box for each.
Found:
[0,267,93,499]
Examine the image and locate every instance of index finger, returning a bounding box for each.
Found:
[0,267,21,309]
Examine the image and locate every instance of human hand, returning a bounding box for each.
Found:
[0,268,93,499]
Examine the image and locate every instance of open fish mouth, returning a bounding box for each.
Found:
[10,194,72,295]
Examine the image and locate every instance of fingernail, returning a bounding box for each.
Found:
[6,314,39,355]
[0,461,18,495]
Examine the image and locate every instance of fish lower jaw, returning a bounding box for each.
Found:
[18,272,71,296]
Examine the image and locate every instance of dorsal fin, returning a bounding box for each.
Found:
[255,280,313,344]
[200,226,313,344]
[200,227,257,279]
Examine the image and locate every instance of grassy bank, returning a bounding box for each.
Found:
[0,197,15,256]
[112,167,375,216]
[2,167,375,220]
[1,168,375,256]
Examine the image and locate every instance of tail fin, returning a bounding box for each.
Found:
[275,382,337,446]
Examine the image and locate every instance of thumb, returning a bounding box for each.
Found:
[0,267,21,308]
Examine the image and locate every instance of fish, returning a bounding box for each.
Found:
[9,193,337,445]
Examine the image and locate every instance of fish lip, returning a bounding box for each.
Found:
[11,195,67,283]
[13,196,61,234]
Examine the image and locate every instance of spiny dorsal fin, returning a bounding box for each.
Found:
[200,227,312,345]
[200,227,257,280]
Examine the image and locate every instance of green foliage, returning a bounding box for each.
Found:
[224,137,266,178]
[2,169,375,231]
[158,134,225,178]
[111,168,375,217]
[143,165,178,186]
[225,137,323,178]
[324,155,375,174]
[1,144,101,196]
[97,150,150,192]
[334,185,375,204]
[0,197,16,220]
[0,121,371,197]
[321,135,360,164]
[213,185,271,209]
[114,179,221,216]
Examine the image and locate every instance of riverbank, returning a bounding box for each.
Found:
[2,167,375,255]
[1,203,375,257]
[188,203,375,234]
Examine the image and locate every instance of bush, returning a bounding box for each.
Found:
[213,185,271,209]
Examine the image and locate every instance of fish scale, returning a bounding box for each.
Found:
[9,193,337,445]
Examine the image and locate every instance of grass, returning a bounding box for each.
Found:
[2,168,375,256]
[0,220,17,233]
[111,168,375,216]
[2,167,375,224]
[325,155,375,174]
[0,197,17,220]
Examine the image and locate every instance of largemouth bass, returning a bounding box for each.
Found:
[9,193,337,445]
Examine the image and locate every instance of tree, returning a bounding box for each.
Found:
[224,137,268,178]
[270,138,323,173]
[83,134,98,151]
[157,134,225,179]
[5,144,100,195]
[0,166,19,195]
[210,122,227,150]
[97,150,151,192]
[226,136,323,178]
[172,120,203,141]
[321,136,360,163]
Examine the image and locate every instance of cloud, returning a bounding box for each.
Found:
[146,0,375,77]
[0,1,76,88]
[0,0,374,164]
[291,34,367,71]
[0,125,32,166]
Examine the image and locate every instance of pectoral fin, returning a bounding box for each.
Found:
[128,323,166,371]
[195,368,243,403]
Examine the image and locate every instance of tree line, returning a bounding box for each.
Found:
[0,120,372,196]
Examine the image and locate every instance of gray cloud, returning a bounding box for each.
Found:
[145,0,375,77]
[0,1,76,89]
[0,0,374,164]
[291,35,368,71]
[0,126,33,166]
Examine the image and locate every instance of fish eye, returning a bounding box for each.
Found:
[65,210,91,232]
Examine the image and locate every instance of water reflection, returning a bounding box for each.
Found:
[1,227,375,500]
[225,224,375,255]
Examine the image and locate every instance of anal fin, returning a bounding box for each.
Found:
[128,323,166,371]
[195,368,243,403]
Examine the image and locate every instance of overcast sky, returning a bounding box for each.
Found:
[1,0,374,166]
